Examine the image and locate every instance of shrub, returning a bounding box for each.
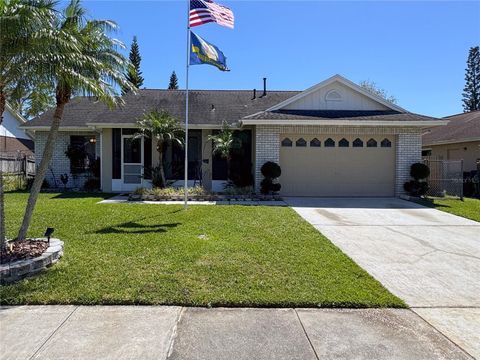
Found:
[404,180,429,196]
[261,161,281,179]
[404,163,430,197]
[133,186,210,197]
[150,166,164,188]
[84,178,100,191]
[410,163,430,180]
[260,162,282,195]
[222,186,254,196]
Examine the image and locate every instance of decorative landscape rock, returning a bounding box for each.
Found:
[0,239,64,284]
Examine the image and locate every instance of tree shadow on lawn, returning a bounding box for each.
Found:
[95,220,181,235]
[50,192,117,200]
[414,197,452,209]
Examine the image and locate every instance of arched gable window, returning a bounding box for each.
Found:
[367,138,378,148]
[381,138,392,148]
[310,138,321,147]
[324,138,335,147]
[353,138,363,147]
[325,89,342,101]
[296,138,307,147]
[281,138,292,147]
[339,138,349,147]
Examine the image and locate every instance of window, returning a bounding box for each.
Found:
[381,138,392,148]
[66,135,96,173]
[166,130,202,180]
[422,150,432,157]
[296,138,307,147]
[281,138,292,147]
[324,138,335,147]
[353,138,363,147]
[339,138,349,147]
[367,138,377,148]
[310,138,321,147]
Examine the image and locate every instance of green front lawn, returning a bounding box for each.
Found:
[1,192,403,307]
[415,197,480,223]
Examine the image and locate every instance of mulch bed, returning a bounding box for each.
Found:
[0,240,49,265]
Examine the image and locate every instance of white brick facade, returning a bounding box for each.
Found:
[254,125,423,196]
[35,131,99,188]
[395,132,422,195]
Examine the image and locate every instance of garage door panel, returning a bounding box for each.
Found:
[279,135,395,197]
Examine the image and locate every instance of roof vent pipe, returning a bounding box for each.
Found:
[263,77,267,97]
[252,89,256,100]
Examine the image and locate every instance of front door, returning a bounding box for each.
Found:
[122,135,143,191]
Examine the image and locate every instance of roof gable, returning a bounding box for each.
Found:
[267,74,407,113]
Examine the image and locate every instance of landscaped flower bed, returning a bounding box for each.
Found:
[129,186,282,202]
[0,239,64,285]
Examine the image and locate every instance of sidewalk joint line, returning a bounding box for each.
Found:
[410,309,475,360]
[166,307,186,360]
[28,306,79,360]
[294,309,319,360]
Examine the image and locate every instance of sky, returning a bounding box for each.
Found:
[77,0,479,117]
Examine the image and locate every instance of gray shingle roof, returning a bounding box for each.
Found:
[243,110,440,122]
[23,89,300,128]
[423,110,480,145]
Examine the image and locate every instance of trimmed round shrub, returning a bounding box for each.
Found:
[260,178,273,195]
[404,180,429,196]
[410,163,430,181]
[261,161,281,179]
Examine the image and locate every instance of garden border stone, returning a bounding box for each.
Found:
[0,239,64,285]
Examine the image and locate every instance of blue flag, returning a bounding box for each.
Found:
[190,31,229,71]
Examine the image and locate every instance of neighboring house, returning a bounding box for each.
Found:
[423,110,480,172]
[21,74,445,196]
[0,103,34,155]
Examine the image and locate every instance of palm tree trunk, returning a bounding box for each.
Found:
[157,140,166,188]
[16,102,66,241]
[0,91,6,251]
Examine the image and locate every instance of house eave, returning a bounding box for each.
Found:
[240,119,449,127]
[20,126,93,131]
[86,123,242,130]
[423,137,480,147]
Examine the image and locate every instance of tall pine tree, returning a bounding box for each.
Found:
[168,71,179,90]
[122,36,144,95]
[462,46,480,112]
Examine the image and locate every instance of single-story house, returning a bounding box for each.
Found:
[423,110,480,172]
[22,74,446,196]
[1,103,34,155]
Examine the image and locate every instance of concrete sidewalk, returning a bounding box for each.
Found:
[0,306,472,360]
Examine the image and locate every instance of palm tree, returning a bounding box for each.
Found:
[135,110,184,188]
[0,0,64,250]
[16,0,133,241]
[208,121,236,181]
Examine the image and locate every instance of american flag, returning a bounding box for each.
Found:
[189,0,234,29]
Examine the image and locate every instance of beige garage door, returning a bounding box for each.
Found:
[279,135,396,197]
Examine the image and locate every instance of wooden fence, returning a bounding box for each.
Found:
[0,152,35,177]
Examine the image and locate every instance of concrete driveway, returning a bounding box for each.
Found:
[286,197,480,358]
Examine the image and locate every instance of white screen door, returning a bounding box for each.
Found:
[122,135,143,191]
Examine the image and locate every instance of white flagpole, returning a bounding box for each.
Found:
[184,0,191,209]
